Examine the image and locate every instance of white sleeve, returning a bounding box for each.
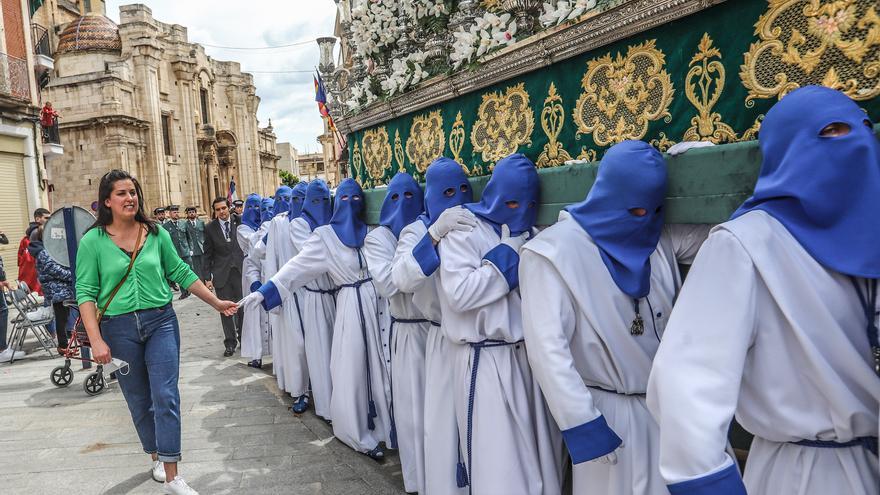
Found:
[264,232,329,304]
[520,249,622,463]
[663,224,713,265]
[236,225,252,252]
[290,219,311,252]
[363,230,399,299]
[264,225,280,279]
[244,239,266,287]
[392,224,433,293]
[438,228,512,313]
[647,228,756,492]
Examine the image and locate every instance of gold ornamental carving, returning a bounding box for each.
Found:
[577,147,598,161]
[470,83,535,163]
[351,142,364,180]
[684,34,738,144]
[450,111,466,165]
[394,129,406,175]
[650,132,676,152]
[361,126,392,183]
[740,0,880,105]
[573,39,675,147]
[405,110,446,173]
[537,83,574,168]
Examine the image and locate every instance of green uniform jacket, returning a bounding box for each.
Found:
[163,219,192,259]
[185,219,206,256]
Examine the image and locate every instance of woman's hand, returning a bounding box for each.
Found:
[91,338,112,365]
[214,300,238,316]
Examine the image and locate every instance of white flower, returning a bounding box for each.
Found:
[540,0,596,26]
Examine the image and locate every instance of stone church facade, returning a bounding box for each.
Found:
[40,3,278,214]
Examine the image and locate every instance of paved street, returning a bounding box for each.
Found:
[0,296,407,494]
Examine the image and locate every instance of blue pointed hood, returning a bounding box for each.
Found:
[566,140,667,299]
[301,179,332,231]
[464,153,539,236]
[242,193,262,230]
[380,172,424,238]
[260,198,275,224]
[330,178,367,248]
[272,185,292,217]
[289,181,308,220]
[731,85,880,277]
[420,157,473,227]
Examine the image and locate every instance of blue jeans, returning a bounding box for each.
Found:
[101,303,182,462]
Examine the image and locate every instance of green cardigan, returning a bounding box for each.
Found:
[76,225,199,316]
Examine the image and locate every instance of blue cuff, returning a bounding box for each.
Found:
[562,415,623,464]
[249,281,262,293]
[668,464,745,495]
[413,233,440,276]
[257,280,283,311]
[482,244,519,291]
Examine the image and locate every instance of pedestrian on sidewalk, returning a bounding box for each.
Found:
[75,169,238,495]
[202,197,243,357]
[0,229,9,353]
[17,208,49,295]
[29,226,76,352]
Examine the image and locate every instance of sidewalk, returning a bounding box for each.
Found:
[0,296,407,494]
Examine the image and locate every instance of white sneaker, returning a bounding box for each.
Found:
[163,476,199,495]
[151,460,166,483]
[0,348,26,363]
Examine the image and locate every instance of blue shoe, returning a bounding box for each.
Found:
[291,394,310,414]
[365,445,384,462]
[247,359,262,369]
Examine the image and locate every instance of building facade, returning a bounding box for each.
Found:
[0,0,49,277]
[276,141,297,176]
[296,151,333,186]
[39,3,279,215]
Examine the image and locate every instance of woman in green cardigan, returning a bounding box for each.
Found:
[76,170,237,495]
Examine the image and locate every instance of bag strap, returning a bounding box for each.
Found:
[98,226,143,318]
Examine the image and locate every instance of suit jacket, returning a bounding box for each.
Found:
[185,219,206,256]
[163,219,192,258]
[203,216,243,287]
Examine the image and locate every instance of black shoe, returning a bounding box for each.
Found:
[178,291,190,300]
[248,359,262,368]
[223,349,234,357]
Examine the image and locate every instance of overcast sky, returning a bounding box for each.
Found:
[106,0,338,154]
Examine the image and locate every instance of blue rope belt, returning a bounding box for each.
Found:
[338,277,377,430]
[292,292,305,338]
[586,384,647,397]
[459,339,523,493]
[793,437,878,456]
[304,286,338,295]
[386,316,433,450]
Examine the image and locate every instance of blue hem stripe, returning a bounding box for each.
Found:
[482,244,519,290]
[561,415,622,464]
[258,280,283,311]
[668,463,746,495]
[413,233,440,276]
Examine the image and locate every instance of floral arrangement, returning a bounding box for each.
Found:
[403,0,452,31]
[538,0,597,27]
[382,51,430,96]
[450,12,519,69]
[349,0,403,58]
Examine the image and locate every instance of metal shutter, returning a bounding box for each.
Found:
[0,152,28,279]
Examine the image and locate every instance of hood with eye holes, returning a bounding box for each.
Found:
[301,179,332,231]
[420,157,473,227]
[380,172,424,239]
[288,182,308,220]
[330,178,367,248]
[731,85,880,277]
[464,153,539,236]
[565,140,667,299]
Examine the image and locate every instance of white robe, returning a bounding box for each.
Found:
[520,214,709,495]
[238,223,270,360]
[365,226,430,494]
[437,211,563,495]
[264,214,309,397]
[648,210,880,495]
[289,217,337,420]
[392,219,465,495]
[267,225,392,452]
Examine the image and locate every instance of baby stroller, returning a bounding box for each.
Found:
[2,283,57,363]
[49,302,123,396]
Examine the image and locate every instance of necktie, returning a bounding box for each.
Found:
[223,221,230,241]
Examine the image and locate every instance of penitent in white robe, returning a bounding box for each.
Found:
[520,212,709,495]
[392,219,465,495]
[238,223,270,360]
[263,214,309,397]
[365,226,430,494]
[264,225,392,452]
[289,216,337,420]
[437,211,563,495]
[648,210,880,495]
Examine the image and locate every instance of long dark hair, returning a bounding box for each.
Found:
[88,169,158,234]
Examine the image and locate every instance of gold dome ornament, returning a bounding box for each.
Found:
[57,13,122,55]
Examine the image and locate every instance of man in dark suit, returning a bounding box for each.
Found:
[203,197,244,356]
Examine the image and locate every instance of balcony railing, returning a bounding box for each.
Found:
[0,53,32,102]
[31,23,51,58]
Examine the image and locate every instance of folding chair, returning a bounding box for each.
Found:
[3,282,57,363]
